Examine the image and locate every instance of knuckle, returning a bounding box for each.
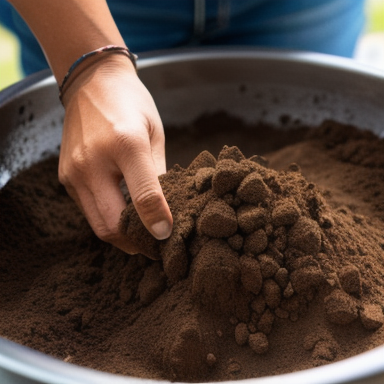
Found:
[133,188,163,214]
[58,166,69,186]
[115,130,147,155]
[59,148,89,184]
[58,162,73,187]
[93,221,119,244]
[70,148,89,172]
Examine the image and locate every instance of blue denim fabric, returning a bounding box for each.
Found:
[0,0,365,76]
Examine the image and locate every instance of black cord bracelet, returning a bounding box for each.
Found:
[58,45,138,103]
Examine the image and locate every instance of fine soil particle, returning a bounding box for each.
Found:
[0,116,383,382]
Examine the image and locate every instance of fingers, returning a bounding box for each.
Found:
[64,172,140,255]
[116,132,173,240]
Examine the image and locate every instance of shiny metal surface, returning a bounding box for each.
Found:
[0,48,383,384]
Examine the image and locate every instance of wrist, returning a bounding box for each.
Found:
[59,46,138,106]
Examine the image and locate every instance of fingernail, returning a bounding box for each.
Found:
[151,220,172,240]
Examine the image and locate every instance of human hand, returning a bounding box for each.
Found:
[58,54,173,257]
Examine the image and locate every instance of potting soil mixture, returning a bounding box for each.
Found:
[0,116,384,382]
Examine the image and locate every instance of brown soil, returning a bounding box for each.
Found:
[0,115,383,382]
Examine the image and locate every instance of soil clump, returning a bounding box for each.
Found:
[0,117,383,382]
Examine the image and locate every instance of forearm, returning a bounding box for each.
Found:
[8,0,125,83]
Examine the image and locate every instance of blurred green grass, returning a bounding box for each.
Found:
[0,24,22,90]
[367,0,384,32]
[1,0,383,91]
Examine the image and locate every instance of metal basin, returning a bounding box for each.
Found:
[0,48,383,384]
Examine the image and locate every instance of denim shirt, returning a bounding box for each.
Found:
[0,0,365,76]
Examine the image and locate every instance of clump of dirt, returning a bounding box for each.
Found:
[0,118,383,382]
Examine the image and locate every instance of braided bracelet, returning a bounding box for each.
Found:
[58,45,138,103]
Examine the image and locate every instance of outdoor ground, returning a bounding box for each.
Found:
[0,0,383,91]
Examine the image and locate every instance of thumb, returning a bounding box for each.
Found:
[118,136,173,240]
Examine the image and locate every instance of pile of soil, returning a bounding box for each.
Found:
[0,117,383,382]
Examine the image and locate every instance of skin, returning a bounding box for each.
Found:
[8,0,173,255]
